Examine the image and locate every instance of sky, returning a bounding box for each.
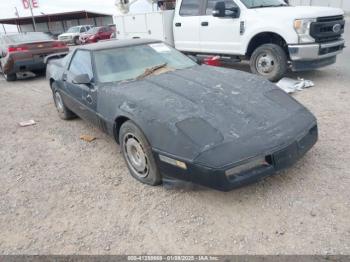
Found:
[0,0,153,33]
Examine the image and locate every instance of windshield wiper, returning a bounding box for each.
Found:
[251,4,287,8]
[136,63,168,80]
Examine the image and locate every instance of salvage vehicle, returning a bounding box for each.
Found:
[114,0,345,81]
[80,26,115,44]
[58,25,94,45]
[0,32,68,81]
[46,39,318,191]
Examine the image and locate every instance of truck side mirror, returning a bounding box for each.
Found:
[212,2,226,17]
[212,2,240,18]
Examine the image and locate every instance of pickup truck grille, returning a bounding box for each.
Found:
[310,15,345,43]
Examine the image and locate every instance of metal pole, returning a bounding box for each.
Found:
[2,24,6,34]
[29,0,37,31]
[15,7,21,33]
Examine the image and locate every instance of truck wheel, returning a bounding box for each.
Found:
[52,90,76,120]
[119,120,162,186]
[74,37,80,45]
[250,43,287,82]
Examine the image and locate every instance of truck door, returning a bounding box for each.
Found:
[173,0,202,52]
[199,0,241,54]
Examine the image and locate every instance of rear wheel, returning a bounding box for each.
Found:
[3,72,17,82]
[52,89,76,120]
[250,43,288,82]
[119,121,161,186]
[1,65,17,81]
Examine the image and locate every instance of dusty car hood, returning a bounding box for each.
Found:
[99,65,316,167]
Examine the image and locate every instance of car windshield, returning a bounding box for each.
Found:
[94,43,197,83]
[241,0,287,8]
[7,32,53,43]
[67,27,80,33]
[87,27,100,34]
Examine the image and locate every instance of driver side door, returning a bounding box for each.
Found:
[199,0,241,54]
[63,50,99,125]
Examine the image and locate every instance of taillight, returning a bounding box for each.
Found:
[8,46,28,53]
[53,42,66,48]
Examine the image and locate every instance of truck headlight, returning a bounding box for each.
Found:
[294,18,316,43]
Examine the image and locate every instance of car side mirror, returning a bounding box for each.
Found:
[72,74,91,85]
[212,2,240,18]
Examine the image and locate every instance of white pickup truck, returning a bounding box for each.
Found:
[114,0,345,81]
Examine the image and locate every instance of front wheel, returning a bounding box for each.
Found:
[74,37,81,45]
[52,89,76,120]
[119,121,162,186]
[250,43,288,82]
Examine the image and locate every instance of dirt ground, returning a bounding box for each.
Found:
[1,26,350,255]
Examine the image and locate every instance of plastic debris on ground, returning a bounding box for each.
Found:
[80,135,96,142]
[276,77,314,94]
[19,120,36,127]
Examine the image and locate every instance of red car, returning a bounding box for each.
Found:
[79,26,115,44]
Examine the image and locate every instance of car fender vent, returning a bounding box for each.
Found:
[176,117,223,148]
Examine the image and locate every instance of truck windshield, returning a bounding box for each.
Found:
[67,27,80,33]
[94,43,197,83]
[241,0,287,8]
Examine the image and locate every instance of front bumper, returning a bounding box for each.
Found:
[155,124,318,191]
[58,38,74,44]
[288,39,345,71]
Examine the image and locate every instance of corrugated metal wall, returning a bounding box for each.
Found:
[289,0,350,12]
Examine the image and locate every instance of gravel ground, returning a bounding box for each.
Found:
[0,26,349,255]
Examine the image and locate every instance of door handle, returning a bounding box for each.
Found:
[175,22,181,27]
[201,22,209,26]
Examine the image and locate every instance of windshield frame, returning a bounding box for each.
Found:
[240,0,288,9]
[91,43,197,84]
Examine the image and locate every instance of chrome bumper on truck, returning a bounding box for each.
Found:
[288,39,345,71]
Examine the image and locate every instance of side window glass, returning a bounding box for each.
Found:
[180,0,200,16]
[69,51,93,79]
[80,27,86,33]
[206,0,237,15]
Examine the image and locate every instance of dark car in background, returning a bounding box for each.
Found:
[46,39,318,191]
[79,26,115,44]
[0,32,68,81]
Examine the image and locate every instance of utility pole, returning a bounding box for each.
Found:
[14,7,21,33]
[29,0,37,32]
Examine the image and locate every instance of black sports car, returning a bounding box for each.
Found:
[46,39,318,191]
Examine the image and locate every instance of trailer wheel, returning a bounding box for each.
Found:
[250,43,287,82]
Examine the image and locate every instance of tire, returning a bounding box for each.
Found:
[52,88,76,120]
[1,65,17,81]
[250,43,288,82]
[119,120,162,186]
[3,72,17,82]
[74,37,80,45]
